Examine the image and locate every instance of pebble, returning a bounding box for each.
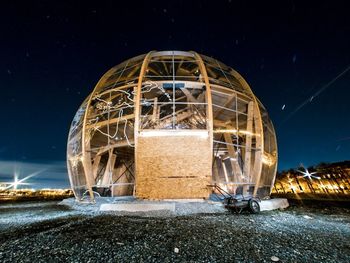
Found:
[271,256,280,261]
[174,247,179,253]
[303,215,313,219]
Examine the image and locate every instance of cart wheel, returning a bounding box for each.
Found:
[248,199,260,214]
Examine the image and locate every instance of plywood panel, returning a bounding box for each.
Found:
[135,134,212,199]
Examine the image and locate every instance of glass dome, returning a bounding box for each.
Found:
[67,51,277,202]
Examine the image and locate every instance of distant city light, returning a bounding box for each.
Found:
[273,161,349,196]
[3,170,45,190]
[297,166,321,180]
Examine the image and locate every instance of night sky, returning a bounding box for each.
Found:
[1,1,349,188]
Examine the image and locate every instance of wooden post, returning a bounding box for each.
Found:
[222,160,230,184]
[134,51,154,197]
[212,158,220,183]
[224,133,243,180]
[152,97,158,123]
[92,155,101,180]
[243,101,254,194]
[192,52,214,160]
[82,152,95,192]
[81,65,119,202]
[101,150,117,186]
[82,133,95,201]
[228,69,265,197]
[251,104,263,196]
[112,164,130,196]
[213,93,236,118]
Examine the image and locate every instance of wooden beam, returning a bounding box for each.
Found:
[211,84,253,104]
[81,65,120,202]
[95,139,135,156]
[243,101,254,180]
[101,151,117,186]
[192,51,214,168]
[112,163,132,196]
[127,63,141,78]
[152,97,158,123]
[226,68,265,197]
[162,61,170,75]
[212,159,220,183]
[156,109,193,128]
[213,119,234,128]
[158,95,187,107]
[224,133,243,180]
[82,151,95,191]
[252,104,263,196]
[242,101,254,195]
[222,160,230,184]
[134,51,154,136]
[147,67,162,76]
[206,66,218,78]
[86,114,135,130]
[90,83,135,99]
[81,131,95,201]
[92,155,101,180]
[213,93,236,118]
[134,51,154,197]
[180,88,200,103]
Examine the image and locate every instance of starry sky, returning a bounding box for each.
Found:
[1,0,349,188]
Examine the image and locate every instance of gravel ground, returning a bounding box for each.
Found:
[0,201,349,262]
[0,201,81,229]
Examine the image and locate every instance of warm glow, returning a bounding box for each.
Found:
[213,129,261,137]
[262,152,277,166]
[139,130,209,138]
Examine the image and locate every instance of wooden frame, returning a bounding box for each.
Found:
[66,51,278,202]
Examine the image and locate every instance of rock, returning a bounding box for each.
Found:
[174,247,179,253]
[271,256,280,262]
[303,215,313,219]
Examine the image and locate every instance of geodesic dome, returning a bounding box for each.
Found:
[67,51,277,202]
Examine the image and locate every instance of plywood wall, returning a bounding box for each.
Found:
[135,134,212,199]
